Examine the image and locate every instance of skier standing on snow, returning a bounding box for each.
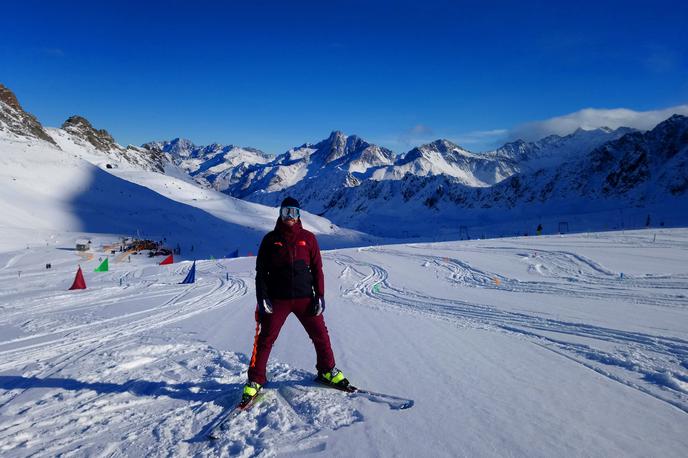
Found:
[242,197,349,403]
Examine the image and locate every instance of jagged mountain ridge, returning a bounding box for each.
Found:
[488,126,637,169]
[0,83,57,145]
[3,82,685,238]
[0,85,168,173]
[143,138,272,189]
[379,139,518,185]
[315,115,688,235]
[52,115,170,173]
[218,131,398,211]
[211,126,636,215]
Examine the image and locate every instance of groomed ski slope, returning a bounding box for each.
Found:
[0,229,687,457]
[0,130,370,258]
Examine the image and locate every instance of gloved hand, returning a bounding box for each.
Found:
[258,298,273,315]
[310,296,325,316]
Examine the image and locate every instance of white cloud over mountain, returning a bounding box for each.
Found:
[509,105,688,141]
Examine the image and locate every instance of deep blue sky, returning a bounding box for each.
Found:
[2,0,687,154]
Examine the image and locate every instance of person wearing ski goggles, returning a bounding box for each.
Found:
[242,197,350,405]
[280,205,300,221]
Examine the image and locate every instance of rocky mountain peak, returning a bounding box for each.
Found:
[424,139,464,153]
[404,139,471,163]
[327,130,346,143]
[491,139,531,161]
[639,114,688,160]
[0,83,57,145]
[167,138,196,155]
[0,84,22,111]
[63,115,94,130]
[62,115,117,152]
[316,130,368,163]
[653,114,688,133]
[52,115,171,173]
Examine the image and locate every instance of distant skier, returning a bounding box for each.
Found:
[536,223,543,236]
[242,197,349,403]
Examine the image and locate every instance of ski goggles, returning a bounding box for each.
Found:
[280,206,300,220]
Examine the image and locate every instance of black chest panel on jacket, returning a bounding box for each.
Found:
[265,234,313,299]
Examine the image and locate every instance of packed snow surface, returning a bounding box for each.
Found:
[0,130,370,256]
[0,228,687,456]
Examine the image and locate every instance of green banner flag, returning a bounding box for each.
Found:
[94,258,109,272]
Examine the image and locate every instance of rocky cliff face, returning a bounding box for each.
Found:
[61,115,118,152]
[58,114,169,173]
[0,84,57,145]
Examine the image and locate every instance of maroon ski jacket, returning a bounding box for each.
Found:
[255,218,324,301]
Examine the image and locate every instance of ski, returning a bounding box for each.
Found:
[314,378,414,410]
[204,391,266,441]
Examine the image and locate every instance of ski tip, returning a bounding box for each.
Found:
[399,400,414,410]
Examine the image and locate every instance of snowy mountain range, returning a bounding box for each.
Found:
[2,82,687,240]
[142,138,272,190]
[157,126,638,215]
[300,117,687,236]
[486,126,637,169]
[0,83,365,253]
[154,119,684,237]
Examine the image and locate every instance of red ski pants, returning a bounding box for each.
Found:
[248,297,335,385]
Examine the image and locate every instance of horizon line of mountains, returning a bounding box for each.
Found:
[2,82,687,237]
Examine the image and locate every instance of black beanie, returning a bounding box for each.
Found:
[280,196,300,209]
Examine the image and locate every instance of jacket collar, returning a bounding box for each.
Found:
[275,217,303,238]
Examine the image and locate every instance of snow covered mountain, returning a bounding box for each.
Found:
[315,115,688,237]
[223,130,397,207]
[0,83,57,145]
[379,139,518,185]
[487,126,637,170]
[0,130,266,255]
[3,81,686,241]
[143,138,272,190]
[0,84,367,253]
[480,114,688,207]
[225,132,514,209]
[54,115,171,173]
[204,125,664,236]
[218,126,636,208]
[139,128,628,215]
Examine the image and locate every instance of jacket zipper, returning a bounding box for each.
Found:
[288,237,294,298]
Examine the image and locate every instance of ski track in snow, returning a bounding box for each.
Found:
[0,264,246,369]
[1,232,687,455]
[0,259,255,456]
[363,246,688,308]
[0,255,411,457]
[330,245,688,414]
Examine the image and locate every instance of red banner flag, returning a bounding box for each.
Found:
[69,266,87,290]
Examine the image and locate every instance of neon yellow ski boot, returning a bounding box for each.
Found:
[240,381,262,406]
[317,367,350,389]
